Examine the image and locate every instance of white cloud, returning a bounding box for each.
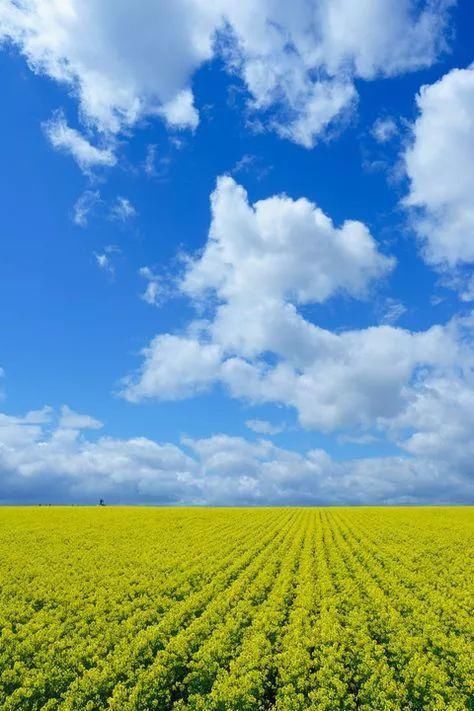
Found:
[157,443,474,503]
[404,65,474,266]
[337,432,378,445]
[183,176,394,307]
[110,196,136,222]
[20,406,53,424]
[121,177,474,441]
[94,245,121,276]
[220,0,452,146]
[0,406,471,504]
[379,298,407,324]
[58,405,103,430]
[382,333,474,471]
[0,0,217,134]
[122,335,223,402]
[139,266,162,306]
[0,406,197,504]
[220,319,469,432]
[43,113,116,171]
[311,0,453,78]
[232,153,256,175]
[123,175,397,416]
[372,117,398,143]
[271,81,356,149]
[0,408,51,448]
[144,144,157,176]
[0,405,52,434]
[245,419,284,435]
[94,252,114,276]
[158,88,199,130]
[72,190,101,227]
[1,1,453,149]
[460,275,474,303]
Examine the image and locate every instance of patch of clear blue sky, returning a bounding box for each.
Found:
[0,0,472,461]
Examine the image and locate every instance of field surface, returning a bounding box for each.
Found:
[0,507,472,710]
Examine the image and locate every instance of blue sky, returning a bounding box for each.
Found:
[0,0,473,504]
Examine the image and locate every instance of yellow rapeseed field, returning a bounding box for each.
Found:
[0,506,472,710]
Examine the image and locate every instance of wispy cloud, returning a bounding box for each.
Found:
[44,113,116,172]
[144,144,157,176]
[139,267,163,306]
[73,190,101,227]
[372,117,398,143]
[94,245,121,278]
[378,298,407,325]
[110,196,137,222]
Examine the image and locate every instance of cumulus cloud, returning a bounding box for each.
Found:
[122,175,396,418]
[404,64,474,266]
[460,275,474,303]
[121,176,474,447]
[384,355,474,474]
[0,406,471,504]
[1,1,453,149]
[0,0,216,134]
[219,0,452,147]
[183,176,394,306]
[122,334,223,402]
[43,113,116,172]
[158,89,199,130]
[0,407,52,449]
[220,319,470,432]
[245,419,284,435]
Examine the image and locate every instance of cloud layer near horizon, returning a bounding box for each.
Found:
[0,405,472,505]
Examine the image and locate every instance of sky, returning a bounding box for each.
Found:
[0,0,473,505]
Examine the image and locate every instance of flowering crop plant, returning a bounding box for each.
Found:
[0,507,472,710]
